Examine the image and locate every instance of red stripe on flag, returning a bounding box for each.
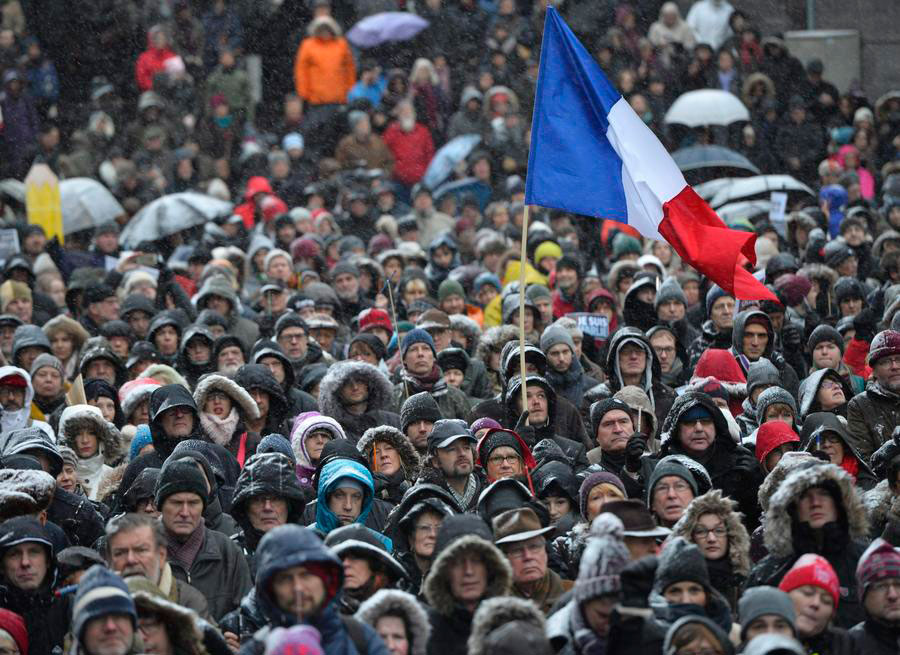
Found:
[658,186,778,302]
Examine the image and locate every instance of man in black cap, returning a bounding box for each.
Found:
[80,283,120,336]
[155,457,252,621]
[400,391,443,456]
[147,384,206,460]
[120,294,157,340]
[324,523,408,614]
[0,517,71,653]
[417,419,487,512]
[587,398,644,497]
[213,334,246,377]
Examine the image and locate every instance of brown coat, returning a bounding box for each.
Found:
[334,134,395,173]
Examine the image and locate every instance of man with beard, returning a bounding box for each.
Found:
[213,335,246,377]
[417,419,486,512]
[330,261,373,322]
[105,513,211,620]
[392,329,470,420]
[847,330,900,461]
[849,539,900,654]
[383,101,435,193]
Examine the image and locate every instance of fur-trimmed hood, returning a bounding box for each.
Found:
[799,263,838,289]
[670,490,751,576]
[757,451,820,513]
[356,590,430,655]
[96,463,127,505]
[475,325,519,369]
[318,360,395,421]
[42,314,90,351]
[129,583,209,655]
[289,413,347,474]
[357,425,421,482]
[58,404,124,465]
[423,534,512,616]
[764,462,869,559]
[193,374,260,420]
[467,597,545,655]
[449,315,481,356]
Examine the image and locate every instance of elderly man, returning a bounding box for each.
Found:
[147,384,205,460]
[392,329,470,420]
[0,517,70,653]
[70,565,138,655]
[847,330,900,461]
[104,512,210,619]
[80,284,120,335]
[849,539,900,654]
[493,507,567,614]
[417,419,486,512]
[155,457,251,620]
[424,514,512,655]
[587,398,644,497]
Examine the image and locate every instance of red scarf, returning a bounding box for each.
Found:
[841,453,859,481]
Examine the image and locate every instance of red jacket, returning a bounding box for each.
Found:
[135,45,176,91]
[383,122,434,186]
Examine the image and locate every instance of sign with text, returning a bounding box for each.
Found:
[567,312,610,340]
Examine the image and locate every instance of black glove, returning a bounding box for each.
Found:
[781,321,802,350]
[620,555,658,609]
[852,308,878,343]
[514,410,537,446]
[625,433,647,473]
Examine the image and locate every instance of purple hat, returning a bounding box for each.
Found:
[471,417,502,433]
[579,471,626,520]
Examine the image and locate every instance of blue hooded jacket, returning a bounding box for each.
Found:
[819,184,848,238]
[314,459,392,550]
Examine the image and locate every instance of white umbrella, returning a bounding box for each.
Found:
[716,200,773,226]
[120,192,233,248]
[60,178,125,234]
[693,177,737,201]
[664,90,750,127]
[709,175,814,209]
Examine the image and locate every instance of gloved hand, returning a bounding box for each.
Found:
[781,321,803,350]
[514,410,537,445]
[625,433,647,473]
[620,555,658,608]
[852,308,878,343]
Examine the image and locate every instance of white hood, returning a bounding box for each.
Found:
[0,365,36,435]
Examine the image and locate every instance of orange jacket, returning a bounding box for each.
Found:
[294,36,356,105]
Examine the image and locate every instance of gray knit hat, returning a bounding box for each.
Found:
[539,325,575,355]
[655,277,687,310]
[807,324,844,356]
[58,446,78,471]
[646,458,698,506]
[738,586,796,640]
[30,352,65,379]
[653,537,711,595]
[574,513,630,603]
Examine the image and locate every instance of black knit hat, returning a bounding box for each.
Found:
[432,514,493,560]
[82,283,116,309]
[807,324,845,356]
[154,457,209,509]
[589,398,633,440]
[653,536,711,595]
[400,391,443,432]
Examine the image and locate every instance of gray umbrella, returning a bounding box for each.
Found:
[60,178,126,234]
[120,192,233,248]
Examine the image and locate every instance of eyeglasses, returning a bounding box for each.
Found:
[206,391,230,402]
[138,617,164,634]
[0,386,25,399]
[654,481,692,496]
[488,454,521,466]
[654,346,676,355]
[819,379,843,390]
[691,526,727,539]
[415,523,441,535]
[279,331,307,342]
[870,579,900,594]
[875,355,900,368]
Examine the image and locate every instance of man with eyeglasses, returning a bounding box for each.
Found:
[493,507,566,614]
[847,330,900,462]
[850,538,900,653]
[655,391,763,529]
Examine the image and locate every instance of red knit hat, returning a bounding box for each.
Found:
[856,538,900,600]
[778,553,840,608]
[0,609,28,655]
[755,421,800,464]
[358,308,393,334]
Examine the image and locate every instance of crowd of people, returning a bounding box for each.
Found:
[0,0,900,654]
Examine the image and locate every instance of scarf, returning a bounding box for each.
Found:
[446,473,477,511]
[570,600,608,655]
[75,452,107,500]
[200,407,240,446]
[840,452,860,480]
[167,523,205,572]
[403,364,443,394]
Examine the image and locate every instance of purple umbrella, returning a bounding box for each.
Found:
[347,12,429,48]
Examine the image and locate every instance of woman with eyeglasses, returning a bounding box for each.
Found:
[802,412,877,490]
[798,368,854,420]
[671,490,752,611]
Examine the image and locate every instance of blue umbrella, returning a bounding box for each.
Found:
[433,177,492,212]
[347,12,429,48]
[423,133,481,190]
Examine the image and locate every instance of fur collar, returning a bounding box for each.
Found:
[423,535,512,616]
[467,596,545,655]
[764,462,869,559]
[318,361,394,422]
[670,490,751,576]
[193,374,260,420]
[357,425,421,482]
[355,590,430,655]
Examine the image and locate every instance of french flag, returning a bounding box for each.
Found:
[525,8,776,301]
